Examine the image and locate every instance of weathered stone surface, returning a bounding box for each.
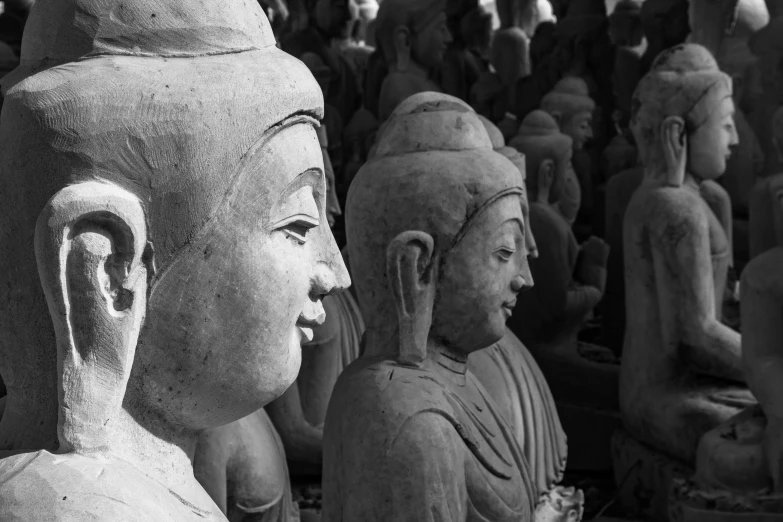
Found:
[0,0,349,519]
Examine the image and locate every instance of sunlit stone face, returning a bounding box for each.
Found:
[136,121,349,430]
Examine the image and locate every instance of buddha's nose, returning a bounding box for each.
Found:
[511,267,533,293]
[312,229,351,298]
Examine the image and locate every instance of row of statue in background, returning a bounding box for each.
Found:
[1,0,783,521]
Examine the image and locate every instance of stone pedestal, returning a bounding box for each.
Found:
[611,428,692,522]
[670,478,783,522]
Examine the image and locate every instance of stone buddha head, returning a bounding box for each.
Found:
[510,110,576,219]
[0,0,349,457]
[346,92,533,364]
[631,43,738,186]
[375,0,452,74]
[541,76,596,150]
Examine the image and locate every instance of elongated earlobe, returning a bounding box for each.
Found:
[35,181,149,454]
[386,231,436,365]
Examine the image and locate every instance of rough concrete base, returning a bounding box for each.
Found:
[611,428,692,522]
[669,478,783,522]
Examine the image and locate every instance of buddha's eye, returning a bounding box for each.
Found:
[495,246,516,262]
[283,220,318,245]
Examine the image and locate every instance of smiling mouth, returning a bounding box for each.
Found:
[501,299,516,317]
[296,309,325,344]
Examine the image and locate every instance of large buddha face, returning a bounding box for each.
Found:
[688,95,739,180]
[431,195,532,355]
[134,119,350,429]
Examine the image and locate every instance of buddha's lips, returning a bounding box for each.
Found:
[297,309,325,329]
[502,299,516,311]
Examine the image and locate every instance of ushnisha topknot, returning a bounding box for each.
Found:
[510,110,572,195]
[17,0,274,67]
[540,76,596,123]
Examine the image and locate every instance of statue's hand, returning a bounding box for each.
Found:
[535,486,584,522]
[580,236,610,267]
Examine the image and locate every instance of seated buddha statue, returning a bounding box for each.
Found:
[323,92,582,522]
[621,43,754,467]
[374,0,453,121]
[508,110,608,353]
[540,76,596,240]
[0,0,350,520]
[469,116,573,503]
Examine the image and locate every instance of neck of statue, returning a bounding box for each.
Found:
[103,378,215,512]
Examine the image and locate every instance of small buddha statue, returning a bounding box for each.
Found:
[608,0,646,129]
[621,43,754,467]
[374,0,453,121]
[669,176,783,519]
[508,110,609,353]
[540,76,595,238]
[323,92,582,522]
[0,0,350,520]
[281,0,362,127]
[639,0,690,76]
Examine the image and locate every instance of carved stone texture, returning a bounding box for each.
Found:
[323,92,542,522]
[0,0,349,520]
[375,0,452,121]
[621,43,754,471]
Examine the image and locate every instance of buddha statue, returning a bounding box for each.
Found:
[266,165,364,472]
[323,92,582,522]
[469,116,574,505]
[507,109,609,352]
[621,44,754,469]
[639,0,690,76]
[374,0,453,121]
[438,0,492,103]
[608,0,646,128]
[281,0,362,127]
[668,177,783,520]
[0,0,350,520]
[540,76,595,238]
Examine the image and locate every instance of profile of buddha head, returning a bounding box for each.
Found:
[0,0,349,453]
[510,110,577,221]
[375,0,452,73]
[630,43,738,186]
[541,76,596,150]
[346,92,533,364]
[608,0,644,48]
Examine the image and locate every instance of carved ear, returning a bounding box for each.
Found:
[661,115,687,187]
[386,231,436,366]
[35,181,150,454]
[392,25,412,72]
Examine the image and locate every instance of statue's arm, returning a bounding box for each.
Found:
[700,180,733,267]
[650,192,743,382]
[265,383,324,464]
[385,412,469,521]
